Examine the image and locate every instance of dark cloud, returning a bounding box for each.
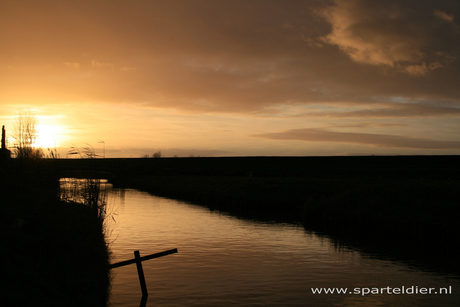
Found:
[254,128,460,149]
[320,0,460,75]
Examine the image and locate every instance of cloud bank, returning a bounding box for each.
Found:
[255,128,460,150]
[1,0,459,114]
[320,0,459,75]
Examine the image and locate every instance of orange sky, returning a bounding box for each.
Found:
[1,0,460,157]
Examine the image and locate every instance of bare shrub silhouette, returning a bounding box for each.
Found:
[13,109,43,160]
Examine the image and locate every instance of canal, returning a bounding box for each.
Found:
[106,187,459,306]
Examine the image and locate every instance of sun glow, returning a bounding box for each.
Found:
[34,124,63,149]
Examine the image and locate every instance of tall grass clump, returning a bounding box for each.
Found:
[60,177,108,223]
[61,145,108,222]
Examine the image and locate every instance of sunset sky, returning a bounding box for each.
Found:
[1,0,460,157]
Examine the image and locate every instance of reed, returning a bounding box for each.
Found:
[60,177,108,222]
[62,145,108,222]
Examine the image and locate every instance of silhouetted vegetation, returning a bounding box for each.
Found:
[152,150,162,158]
[142,150,162,158]
[64,146,108,222]
[0,152,110,305]
[12,110,44,160]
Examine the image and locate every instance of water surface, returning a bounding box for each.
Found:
[106,188,459,306]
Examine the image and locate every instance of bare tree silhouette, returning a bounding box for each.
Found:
[13,110,43,159]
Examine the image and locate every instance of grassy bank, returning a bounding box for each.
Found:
[0,160,110,306]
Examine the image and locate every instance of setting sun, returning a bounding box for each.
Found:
[34,124,63,149]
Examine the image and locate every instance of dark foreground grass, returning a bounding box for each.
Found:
[0,160,110,307]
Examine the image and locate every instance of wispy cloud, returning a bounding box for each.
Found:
[254,128,460,149]
[64,62,80,69]
[91,60,115,71]
[434,10,454,23]
[301,102,460,118]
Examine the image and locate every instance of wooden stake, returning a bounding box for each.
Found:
[134,250,148,298]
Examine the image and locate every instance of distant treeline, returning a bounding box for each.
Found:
[52,155,460,179]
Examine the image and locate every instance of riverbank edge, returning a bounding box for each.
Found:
[53,155,460,273]
[110,173,460,273]
[0,160,111,306]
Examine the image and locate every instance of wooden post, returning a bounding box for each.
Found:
[134,250,148,298]
[1,125,11,158]
[109,248,178,269]
[109,248,177,305]
[1,125,6,149]
[139,295,148,307]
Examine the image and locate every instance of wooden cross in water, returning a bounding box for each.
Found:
[110,248,178,306]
